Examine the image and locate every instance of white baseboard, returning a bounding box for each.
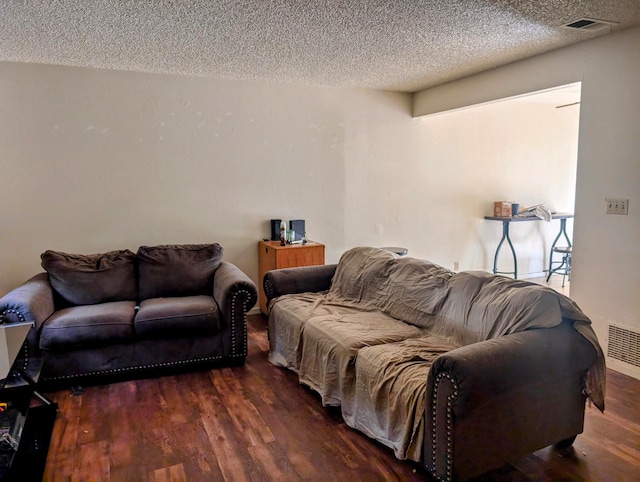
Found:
[606,358,640,381]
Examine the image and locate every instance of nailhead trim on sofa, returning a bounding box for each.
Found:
[430,371,459,482]
[264,278,274,304]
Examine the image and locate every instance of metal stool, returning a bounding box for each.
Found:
[546,246,572,287]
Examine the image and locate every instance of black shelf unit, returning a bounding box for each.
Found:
[0,357,57,482]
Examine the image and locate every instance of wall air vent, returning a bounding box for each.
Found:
[562,18,619,33]
[608,324,640,368]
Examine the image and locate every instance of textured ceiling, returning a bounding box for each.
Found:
[1,1,639,92]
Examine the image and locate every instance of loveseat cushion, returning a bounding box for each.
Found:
[137,244,224,301]
[39,301,136,350]
[135,295,220,339]
[41,249,137,306]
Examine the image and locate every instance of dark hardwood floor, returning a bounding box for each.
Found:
[43,314,640,481]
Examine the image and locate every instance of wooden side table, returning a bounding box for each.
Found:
[258,241,325,315]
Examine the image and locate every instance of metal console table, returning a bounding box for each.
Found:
[484,213,573,279]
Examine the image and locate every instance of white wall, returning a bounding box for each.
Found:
[414,27,640,378]
[0,63,356,292]
[344,96,579,277]
[0,62,578,304]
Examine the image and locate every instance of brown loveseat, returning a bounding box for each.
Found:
[264,247,605,481]
[0,244,257,389]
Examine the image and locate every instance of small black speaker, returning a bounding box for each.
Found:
[289,219,305,241]
[270,219,282,241]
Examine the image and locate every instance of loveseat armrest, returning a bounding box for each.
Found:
[0,273,55,331]
[213,262,258,359]
[263,264,337,305]
[425,321,597,481]
[0,273,56,362]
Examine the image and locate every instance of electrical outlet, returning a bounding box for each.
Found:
[605,198,629,215]
[453,261,459,270]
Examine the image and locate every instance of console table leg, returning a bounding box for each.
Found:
[506,222,517,279]
[493,221,518,279]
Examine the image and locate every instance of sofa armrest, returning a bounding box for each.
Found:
[213,262,258,359]
[0,273,55,331]
[263,264,337,305]
[425,321,597,481]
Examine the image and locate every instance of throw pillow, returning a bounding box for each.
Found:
[41,249,138,306]
[136,243,224,300]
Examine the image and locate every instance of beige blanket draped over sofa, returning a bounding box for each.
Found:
[268,247,605,462]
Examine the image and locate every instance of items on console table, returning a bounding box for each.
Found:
[484,213,573,279]
[258,240,325,315]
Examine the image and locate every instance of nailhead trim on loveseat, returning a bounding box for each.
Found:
[1,309,31,372]
[43,286,256,382]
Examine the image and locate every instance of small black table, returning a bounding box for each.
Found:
[484,213,573,279]
[0,325,57,482]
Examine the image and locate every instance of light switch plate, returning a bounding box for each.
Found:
[605,198,629,215]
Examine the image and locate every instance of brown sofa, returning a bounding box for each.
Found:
[0,244,257,389]
[264,247,605,481]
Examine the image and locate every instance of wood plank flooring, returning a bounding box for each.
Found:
[43,314,640,481]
